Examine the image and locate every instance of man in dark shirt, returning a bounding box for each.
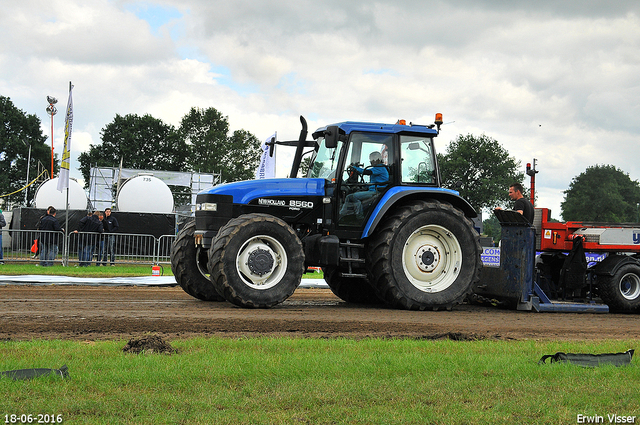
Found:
[99,208,119,266]
[509,183,534,223]
[39,207,63,266]
[76,211,92,266]
[75,211,103,266]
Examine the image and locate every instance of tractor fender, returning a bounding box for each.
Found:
[361,187,477,238]
[591,254,640,277]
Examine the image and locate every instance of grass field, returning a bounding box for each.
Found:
[0,265,637,424]
[0,263,323,279]
[0,263,172,277]
[0,338,638,424]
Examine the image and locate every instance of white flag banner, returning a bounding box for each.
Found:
[57,85,73,192]
[255,132,276,179]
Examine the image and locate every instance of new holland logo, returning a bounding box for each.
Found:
[258,199,286,206]
[258,199,314,209]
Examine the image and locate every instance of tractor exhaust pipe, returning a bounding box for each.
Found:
[289,115,308,178]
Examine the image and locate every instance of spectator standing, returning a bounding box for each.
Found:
[39,207,63,266]
[94,211,105,266]
[75,211,102,266]
[99,208,119,266]
[0,208,5,265]
[34,206,53,258]
[76,211,92,266]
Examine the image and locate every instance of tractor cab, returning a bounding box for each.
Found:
[307,118,441,229]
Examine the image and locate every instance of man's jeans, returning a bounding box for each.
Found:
[99,235,116,265]
[39,243,58,266]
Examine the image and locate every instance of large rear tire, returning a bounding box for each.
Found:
[367,200,481,310]
[170,219,225,301]
[323,266,385,305]
[208,214,305,308]
[598,264,640,312]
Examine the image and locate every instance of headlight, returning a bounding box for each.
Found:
[198,203,217,211]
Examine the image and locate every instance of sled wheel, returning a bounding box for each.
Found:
[170,219,225,301]
[208,214,304,308]
[368,200,481,310]
[599,264,640,312]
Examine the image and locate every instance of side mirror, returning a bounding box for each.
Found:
[324,126,339,149]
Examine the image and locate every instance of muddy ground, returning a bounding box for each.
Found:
[1,285,638,341]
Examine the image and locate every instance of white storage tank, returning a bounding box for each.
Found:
[34,177,89,210]
[116,174,174,213]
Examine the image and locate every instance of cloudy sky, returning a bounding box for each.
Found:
[2,0,639,219]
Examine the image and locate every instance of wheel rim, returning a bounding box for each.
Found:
[401,224,462,293]
[235,235,287,290]
[619,272,640,301]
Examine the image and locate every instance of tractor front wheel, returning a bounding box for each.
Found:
[170,219,225,301]
[208,214,305,308]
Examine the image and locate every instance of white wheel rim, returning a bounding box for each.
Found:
[236,235,287,290]
[401,224,462,293]
[619,272,640,301]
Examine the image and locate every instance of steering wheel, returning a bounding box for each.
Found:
[342,163,368,195]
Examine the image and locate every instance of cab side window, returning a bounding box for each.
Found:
[400,135,436,184]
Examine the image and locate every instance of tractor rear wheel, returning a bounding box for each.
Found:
[598,264,640,312]
[208,214,305,308]
[170,219,225,301]
[367,200,481,310]
[323,266,385,305]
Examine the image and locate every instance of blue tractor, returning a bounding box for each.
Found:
[170,114,482,310]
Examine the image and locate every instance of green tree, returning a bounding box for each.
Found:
[561,164,640,222]
[300,156,313,176]
[0,96,54,207]
[179,107,260,182]
[482,214,502,243]
[78,114,188,186]
[437,134,524,211]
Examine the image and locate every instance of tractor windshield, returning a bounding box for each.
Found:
[307,136,343,181]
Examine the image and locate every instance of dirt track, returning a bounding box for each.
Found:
[0,285,640,340]
[1,285,638,341]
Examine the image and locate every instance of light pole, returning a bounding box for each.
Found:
[46,96,58,179]
[22,140,31,206]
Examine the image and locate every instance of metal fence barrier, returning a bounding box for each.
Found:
[0,229,175,267]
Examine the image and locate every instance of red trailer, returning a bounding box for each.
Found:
[534,208,640,312]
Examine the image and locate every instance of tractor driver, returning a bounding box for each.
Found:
[339,151,389,220]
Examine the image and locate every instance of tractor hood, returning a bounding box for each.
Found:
[199,178,326,205]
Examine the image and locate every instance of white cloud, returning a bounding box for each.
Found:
[1,0,640,220]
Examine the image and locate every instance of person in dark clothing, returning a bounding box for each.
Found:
[99,208,119,266]
[39,207,63,266]
[75,211,92,266]
[508,183,534,223]
[75,211,103,266]
[34,206,53,258]
[93,211,105,266]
